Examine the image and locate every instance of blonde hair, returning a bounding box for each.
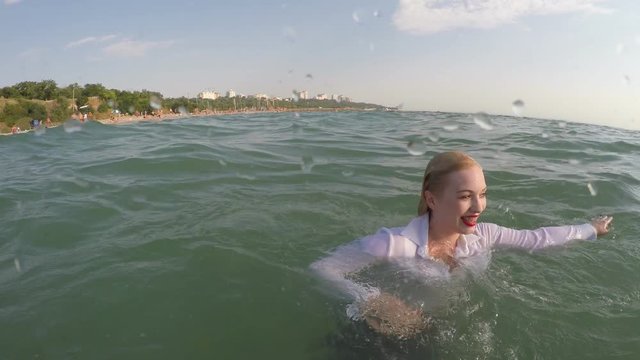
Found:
[417,151,480,216]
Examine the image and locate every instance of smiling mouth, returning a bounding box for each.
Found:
[461,216,479,227]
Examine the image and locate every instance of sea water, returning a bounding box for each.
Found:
[1,111,639,359]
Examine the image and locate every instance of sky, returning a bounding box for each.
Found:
[1,0,639,130]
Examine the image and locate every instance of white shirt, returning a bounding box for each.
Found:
[311,214,597,301]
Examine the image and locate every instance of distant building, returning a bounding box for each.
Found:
[254,93,269,99]
[295,90,308,100]
[198,91,220,100]
[226,89,236,98]
[315,93,328,100]
[336,95,351,103]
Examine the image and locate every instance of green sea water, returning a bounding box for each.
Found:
[1,111,639,359]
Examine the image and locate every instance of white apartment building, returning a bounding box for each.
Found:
[315,93,328,100]
[226,89,236,98]
[198,91,220,100]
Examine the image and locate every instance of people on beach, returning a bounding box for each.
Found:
[311,151,613,338]
[45,117,52,128]
[11,124,21,134]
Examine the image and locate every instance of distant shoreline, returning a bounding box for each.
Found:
[96,106,367,125]
[1,107,376,135]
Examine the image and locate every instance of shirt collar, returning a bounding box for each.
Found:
[400,213,429,258]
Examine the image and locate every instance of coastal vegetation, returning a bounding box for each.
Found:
[0,80,384,133]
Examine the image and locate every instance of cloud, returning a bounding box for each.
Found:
[392,0,613,35]
[102,39,175,58]
[65,34,118,48]
[4,0,23,5]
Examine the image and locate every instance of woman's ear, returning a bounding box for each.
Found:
[424,190,437,210]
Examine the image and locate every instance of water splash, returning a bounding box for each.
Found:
[63,119,83,133]
[541,132,549,139]
[301,155,314,173]
[406,140,428,156]
[587,182,598,196]
[569,159,581,165]
[218,159,227,167]
[14,258,21,272]
[473,112,494,131]
[512,99,525,117]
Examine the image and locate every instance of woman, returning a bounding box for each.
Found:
[311,151,613,338]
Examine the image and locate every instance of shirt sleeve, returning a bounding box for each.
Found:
[475,222,597,250]
[309,230,391,301]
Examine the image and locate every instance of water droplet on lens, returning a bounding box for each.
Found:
[473,112,494,130]
[301,155,314,173]
[616,43,625,54]
[63,119,83,133]
[14,258,21,272]
[352,11,361,23]
[218,159,227,166]
[34,126,46,136]
[512,99,525,117]
[587,182,598,196]
[443,123,459,131]
[305,73,313,80]
[149,95,161,110]
[177,106,188,115]
[623,75,631,86]
[342,169,354,177]
[128,106,135,114]
[406,140,428,156]
[282,26,297,42]
[427,132,440,142]
[369,42,375,52]
[373,10,381,17]
[558,121,567,128]
[294,112,300,118]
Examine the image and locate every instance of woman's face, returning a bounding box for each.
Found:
[427,165,487,235]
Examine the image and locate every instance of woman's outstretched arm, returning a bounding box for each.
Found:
[476,215,613,250]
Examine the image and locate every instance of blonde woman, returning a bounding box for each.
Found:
[311,151,613,338]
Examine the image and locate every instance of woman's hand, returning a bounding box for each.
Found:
[360,292,428,339]
[591,215,613,236]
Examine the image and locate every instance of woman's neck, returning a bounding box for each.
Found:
[428,216,460,247]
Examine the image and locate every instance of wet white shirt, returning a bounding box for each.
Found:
[311,214,597,301]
